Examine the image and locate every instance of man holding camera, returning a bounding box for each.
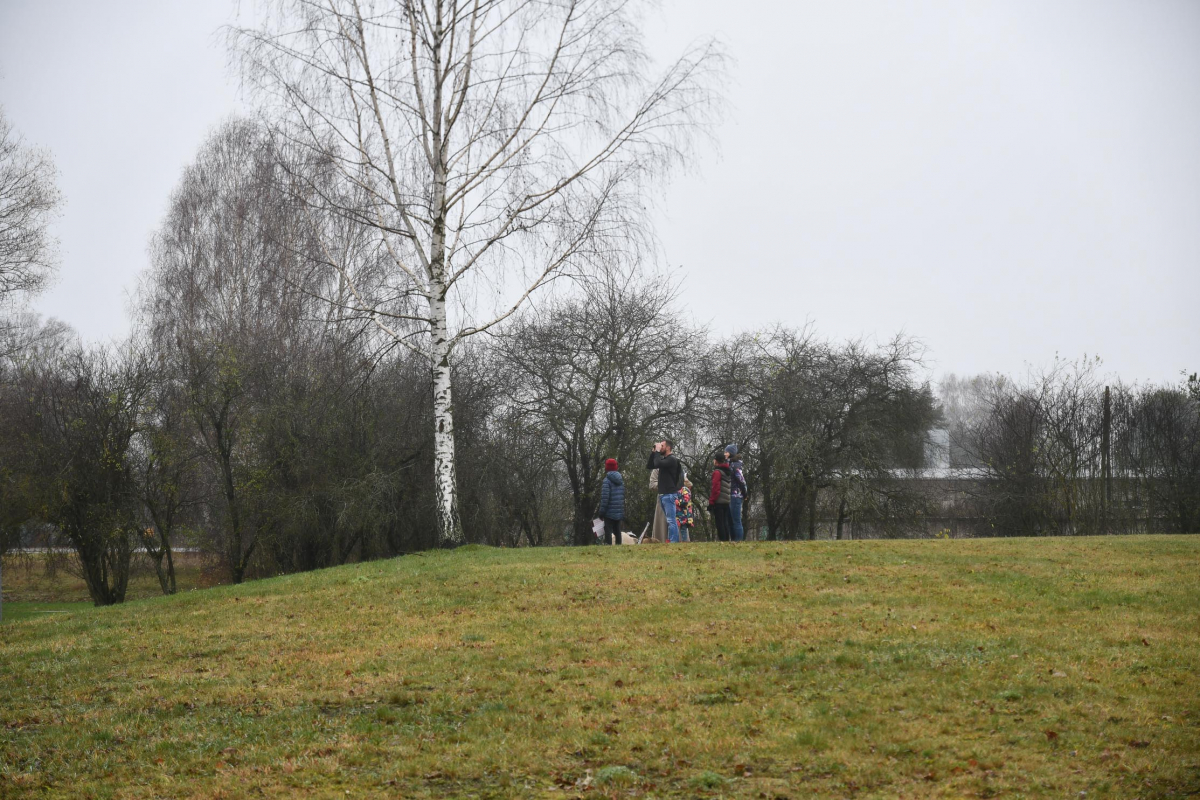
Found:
[647,439,684,544]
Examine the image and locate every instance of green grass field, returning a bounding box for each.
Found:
[2,537,1198,799]
[1,602,90,625]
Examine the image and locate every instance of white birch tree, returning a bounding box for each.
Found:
[230,0,722,545]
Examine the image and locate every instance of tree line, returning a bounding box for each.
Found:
[940,363,1200,538]
[1,115,1197,608]
[0,1,1195,608]
[0,115,948,603]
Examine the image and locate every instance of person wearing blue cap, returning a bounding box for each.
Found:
[725,444,747,541]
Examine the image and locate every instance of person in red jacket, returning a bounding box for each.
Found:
[708,451,733,542]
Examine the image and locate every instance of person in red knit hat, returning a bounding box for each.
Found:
[597,458,625,544]
[708,451,733,542]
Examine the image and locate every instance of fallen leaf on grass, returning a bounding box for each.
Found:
[1127,740,1150,749]
[1045,730,1059,741]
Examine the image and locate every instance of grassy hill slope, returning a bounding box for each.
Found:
[2,537,1198,799]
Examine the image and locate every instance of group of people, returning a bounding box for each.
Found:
[595,439,748,544]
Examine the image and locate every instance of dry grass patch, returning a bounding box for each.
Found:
[1,550,209,605]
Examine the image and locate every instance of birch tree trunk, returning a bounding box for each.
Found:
[430,291,464,544]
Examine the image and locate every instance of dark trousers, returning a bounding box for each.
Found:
[603,517,622,545]
[711,504,732,541]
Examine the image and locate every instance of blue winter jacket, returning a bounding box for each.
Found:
[598,470,625,520]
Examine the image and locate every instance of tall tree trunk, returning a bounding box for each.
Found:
[807,484,818,541]
[429,293,464,547]
[146,508,177,595]
[760,456,779,540]
[75,532,131,606]
[835,497,847,540]
[163,543,176,595]
[574,511,595,546]
[571,476,600,545]
[211,414,252,583]
[148,549,170,596]
[425,14,463,548]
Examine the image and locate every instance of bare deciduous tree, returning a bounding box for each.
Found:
[499,272,698,545]
[23,345,151,605]
[718,328,936,540]
[1114,377,1200,534]
[145,120,320,582]
[966,359,1110,536]
[231,0,723,545]
[0,107,62,300]
[131,363,198,595]
[937,372,1005,468]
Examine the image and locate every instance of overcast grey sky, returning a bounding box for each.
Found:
[1,0,1196,385]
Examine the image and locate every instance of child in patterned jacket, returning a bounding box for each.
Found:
[676,477,695,543]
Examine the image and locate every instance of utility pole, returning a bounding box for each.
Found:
[1101,385,1112,532]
